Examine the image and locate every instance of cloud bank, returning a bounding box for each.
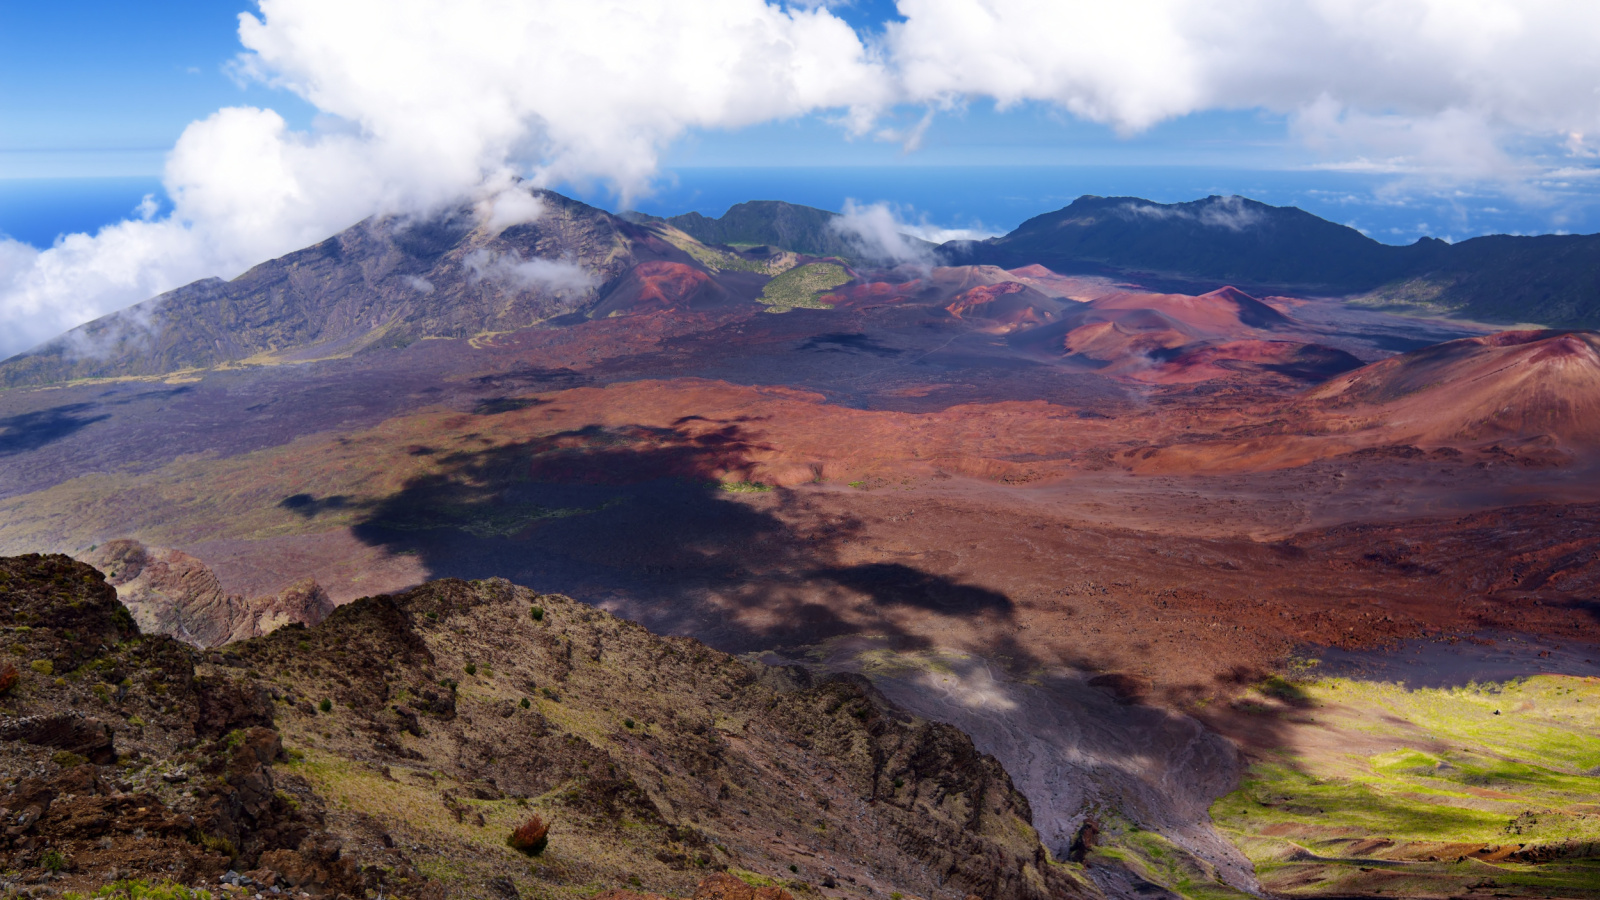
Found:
[6,0,1600,358]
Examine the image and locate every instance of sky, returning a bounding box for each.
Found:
[4,0,1600,358]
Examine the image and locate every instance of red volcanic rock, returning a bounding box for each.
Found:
[1118,340,1364,385]
[1306,329,1600,447]
[945,281,1066,331]
[1089,285,1289,334]
[591,261,734,317]
[820,278,921,308]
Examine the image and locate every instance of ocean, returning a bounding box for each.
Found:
[4,166,1598,251]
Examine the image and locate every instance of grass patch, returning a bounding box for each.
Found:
[757,263,852,313]
[1212,674,1600,897]
[717,481,773,494]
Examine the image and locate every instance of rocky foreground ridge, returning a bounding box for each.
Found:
[0,554,1090,900]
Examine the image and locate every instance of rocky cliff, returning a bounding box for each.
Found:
[0,555,1091,900]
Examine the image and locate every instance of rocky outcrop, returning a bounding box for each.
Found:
[0,553,367,897]
[84,540,334,648]
[0,554,1092,900]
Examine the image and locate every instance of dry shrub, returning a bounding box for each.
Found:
[507,814,549,856]
[0,663,17,695]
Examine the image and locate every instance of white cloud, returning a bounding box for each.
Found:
[829,200,938,269]
[1117,196,1264,231]
[7,0,1600,358]
[465,249,596,295]
[0,0,887,360]
[886,0,1600,178]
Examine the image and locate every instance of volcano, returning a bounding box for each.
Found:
[1306,329,1600,448]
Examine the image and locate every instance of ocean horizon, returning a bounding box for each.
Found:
[6,165,1599,252]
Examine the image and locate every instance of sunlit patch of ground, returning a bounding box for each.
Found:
[1211,673,1600,897]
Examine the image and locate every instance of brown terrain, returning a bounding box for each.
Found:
[2,191,1599,897]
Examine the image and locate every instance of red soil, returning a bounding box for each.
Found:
[591,261,732,316]
[944,282,1066,331]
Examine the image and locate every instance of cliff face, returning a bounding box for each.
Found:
[0,555,1091,900]
[84,539,335,648]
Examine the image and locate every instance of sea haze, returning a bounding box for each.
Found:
[7,166,1600,251]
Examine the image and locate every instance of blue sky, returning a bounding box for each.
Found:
[0,1,1300,178]
[0,2,312,176]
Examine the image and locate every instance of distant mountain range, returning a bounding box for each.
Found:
[5,189,1600,387]
[946,195,1600,327]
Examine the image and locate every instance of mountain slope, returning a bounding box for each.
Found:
[946,194,1438,290]
[639,200,859,258]
[1304,329,1600,447]
[947,194,1600,328]
[0,554,1091,899]
[0,190,750,388]
[1356,231,1600,327]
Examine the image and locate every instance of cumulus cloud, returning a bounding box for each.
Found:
[6,0,1600,358]
[0,0,887,359]
[886,0,1600,178]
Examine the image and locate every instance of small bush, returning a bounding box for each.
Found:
[529,606,544,622]
[0,663,18,695]
[507,815,550,856]
[520,698,531,709]
[53,751,88,768]
[624,718,635,729]
[41,849,68,872]
[77,878,214,900]
[318,698,333,713]
[196,830,236,858]
[464,662,477,676]
[29,659,53,676]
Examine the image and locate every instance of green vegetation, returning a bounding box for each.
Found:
[41,849,68,873]
[757,263,852,313]
[1212,674,1600,897]
[717,481,773,493]
[1090,812,1255,900]
[318,698,332,713]
[654,228,797,275]
[65,880,212,900]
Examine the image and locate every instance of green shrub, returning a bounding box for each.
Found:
[318,698,333,713]
[53,751,88,768]
[529,606,544,622]
[464,662,477,676]
[72,879,214,900]
[520,698,531,709]
[624,718,636,729]
[29,659,53,676]
[41,849,68,872]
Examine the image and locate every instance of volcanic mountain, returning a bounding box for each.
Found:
[0,190,793,388]
[1304,329,1600,448]
[1006,284,1360,383]
[9,186,1600,899]
[944,194,1600,328]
